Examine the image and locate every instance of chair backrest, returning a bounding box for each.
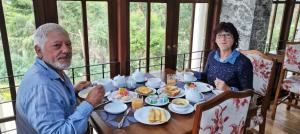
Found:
[240,50,275,96]
[193,90,252,134]
[283,43,300,73]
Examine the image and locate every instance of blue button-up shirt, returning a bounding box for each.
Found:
[16,58,93,134]
[214,49,240,64]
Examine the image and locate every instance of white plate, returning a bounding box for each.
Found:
[145,96,169,106]
[184,82,214,93]
[168,103,194,114]
[134,106,171,125]
[107,91,137,103]
[104,101,127,114]
[145,81,166,89]
[157,87,185,98]
[78,87,110,99]
[135,87,156,96]
[183,77,197,83]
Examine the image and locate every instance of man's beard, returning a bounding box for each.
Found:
[54,61,71,70]
[44,56,72,70]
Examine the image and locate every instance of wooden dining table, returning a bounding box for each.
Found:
[88,69,205,134]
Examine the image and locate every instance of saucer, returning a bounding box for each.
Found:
[145,81,166,89]
[168,103,194,114]
[104,101,128,114]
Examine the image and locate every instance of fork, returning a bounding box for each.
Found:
[118,108,131,128]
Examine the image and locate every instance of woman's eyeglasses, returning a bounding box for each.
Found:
[216,33,233,39]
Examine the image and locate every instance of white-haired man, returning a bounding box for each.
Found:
[16,23,104,134]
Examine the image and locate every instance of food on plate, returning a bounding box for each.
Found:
[167,79,176,86]
[186,82,197,89]
[172,98,188,106]
[148,108,167,123]
[113,88,131,101]
[136,86,152,95]
[164,86,180,97]
[148,109,155,122]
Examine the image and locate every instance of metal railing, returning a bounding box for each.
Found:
[130,50,209,73]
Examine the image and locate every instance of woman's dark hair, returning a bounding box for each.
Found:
[213,22,239,50]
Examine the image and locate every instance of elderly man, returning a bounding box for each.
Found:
[16,23,104,134]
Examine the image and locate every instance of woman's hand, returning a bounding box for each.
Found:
[214,78,230,91]
[74,81,91,93]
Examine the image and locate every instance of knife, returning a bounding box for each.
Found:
[118,108,131,128]
[93,100,112,110]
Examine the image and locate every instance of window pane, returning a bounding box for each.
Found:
[289,4,300,41]
[0,120,16,134]
[86,1,110,80]
[267,4,285,52]
[177,3,193,70]
[130,2,147,73]
[177,3,208,71]
[2,0,35,84]
[57,1,85,82]
[191,3,208,72]
[149,3,166,72]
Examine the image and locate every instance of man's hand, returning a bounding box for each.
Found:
[214,78,230,91]
[74,81,91,93]
[86,85,105,107]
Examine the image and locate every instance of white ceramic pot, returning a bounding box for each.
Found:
[185,89,203,103]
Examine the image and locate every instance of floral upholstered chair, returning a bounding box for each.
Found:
[271,43,300,120]
[192,90,252,134]
[240,50,275,134]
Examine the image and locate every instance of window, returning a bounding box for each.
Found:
[266,0,286,52]
[129,2,167,73]
[0,0,35,132]
[177,3,208,71]
[288,2,300,41]
[129,0,211,74]
[57,0,111,83]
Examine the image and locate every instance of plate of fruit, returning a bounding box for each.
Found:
[107,88,137,103]
[184,82,213,93]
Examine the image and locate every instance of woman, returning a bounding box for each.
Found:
[194,22,253,91]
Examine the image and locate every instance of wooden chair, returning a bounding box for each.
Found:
[271,43,300,120]
[240,50,275,134]
[192,90,253,134]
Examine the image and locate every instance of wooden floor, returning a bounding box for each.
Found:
[264,103,300,134]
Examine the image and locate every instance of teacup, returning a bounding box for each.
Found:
[171,98,189,112]
[94,79,115,92]
[132,70,145,83]
[183,72,195,82]
[113,75,126,88]
[146,78,161,89]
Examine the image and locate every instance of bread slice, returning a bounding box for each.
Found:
[164,86,180,96]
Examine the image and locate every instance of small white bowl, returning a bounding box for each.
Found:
[171,98,189,112]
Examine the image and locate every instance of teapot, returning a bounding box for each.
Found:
[126,76,136,89]
[132,69,145,83]
[113,75,126,88]
[184,85,203,103]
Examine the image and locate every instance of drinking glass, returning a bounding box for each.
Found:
[166,74,177,86]
[131,94,144,110]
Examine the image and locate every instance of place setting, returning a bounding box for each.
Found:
[78,79,115,99]
[167,98,194,115]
